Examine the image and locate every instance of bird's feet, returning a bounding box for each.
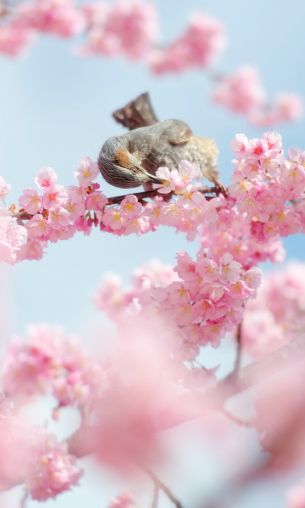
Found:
[212,178,228,197]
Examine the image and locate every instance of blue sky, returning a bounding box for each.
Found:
[1,0,305,506]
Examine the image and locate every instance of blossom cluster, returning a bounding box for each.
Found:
[0,0,302,127]
[150,12,226,74]
[0,399,82,500]
[1,134,305,504]
[4,132,303,267]
[243,262,305,357]
[80,0,158,59]
[1,160,225,263]
[229,132,305,241]
[2,323,102,413]
[212,66,303,126]
[1,267,305,504]
[94,255,261,359]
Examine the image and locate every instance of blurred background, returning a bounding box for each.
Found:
[1,0,305,506]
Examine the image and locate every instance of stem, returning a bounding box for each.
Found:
[13,185,227,222]
[143,466,183,508]
[221,408,252,428]
[108,185,224,205]
[19,490,28,508]
[232,323,243,376]
[151,484,159,508]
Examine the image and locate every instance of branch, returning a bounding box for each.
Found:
[12,185,227,223]
[151,483,159,508]
[142,466,183,508]
[107,185,225,205]
[231,323,243,377]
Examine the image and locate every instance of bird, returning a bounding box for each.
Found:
[98,93,219,190]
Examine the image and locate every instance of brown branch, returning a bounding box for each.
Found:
[19,489,28,508]
[11,184,227,223]
[151,483,159,508]
[231,323,243,377]
[142,466,184,508]
[107,185,225,205]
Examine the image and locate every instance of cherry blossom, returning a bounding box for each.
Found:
[0,21,34,57]
[287,484,305,508]
[80,0,158,59]
[150,12,226,74]
[243,263,305,357]
[109,493,135,508]
[212,66,303,127]
[16,0,85,37]
[0,2,304,506]
[0,2,301,127]
[25,432,82,500]
[0,176,11,200]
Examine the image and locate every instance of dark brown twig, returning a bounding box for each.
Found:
[143,466,184,508]
[19,490,28,508]
[12,184,227,222]
[107,185,225,205]
[151,483,160,508]
[232,323,243,377]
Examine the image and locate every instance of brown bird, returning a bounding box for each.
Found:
[98,93,219,190]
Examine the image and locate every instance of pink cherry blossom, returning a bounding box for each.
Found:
[3,324,97,406]
[274,93,304,121]
[19,188,42,214]
[80,0,158,59]
[102,208,127,231]
[65,185,86,219]
[254,359,305,471]
[26,214,49,239]
[155,166,183,194]
[42,185,67,209]
[34,167,58,190]
[150,12,226,74]
[48,206,70,228]
[85,190,107,212]
[0,176,11,200]
[0,210,28,264]
[109,492,135,508]
[243,263,305,357]
[120,195,142,218]
[26,432,82,500]
[0,22,34,57]
[17,0,85,37]
[213,66,265,114]
[287,484,305,508]
[74,157,99,186]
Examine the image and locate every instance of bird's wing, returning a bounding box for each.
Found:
[112,93,159,130]
[164,120,193,146]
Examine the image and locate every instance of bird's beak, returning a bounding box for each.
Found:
[147,173,163,184]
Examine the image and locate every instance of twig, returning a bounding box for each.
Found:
[142,466,184,508]
[19,490,28,508]
[221,408,252,428]
[151,483,159,508]
[12,184,227,222]
[107,185,225,205]
[232,323,243,377]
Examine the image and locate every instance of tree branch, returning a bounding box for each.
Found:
[142,466,183,508]
[232,323,243,377]
[151,483,159,508]
[12,185,227,222]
